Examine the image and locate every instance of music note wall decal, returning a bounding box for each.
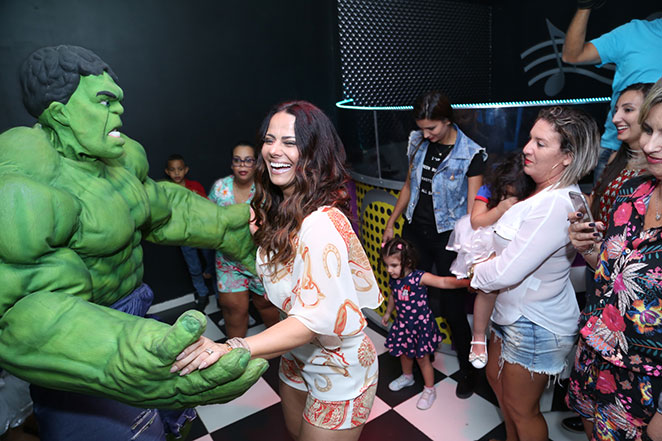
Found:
[520,18,613,97]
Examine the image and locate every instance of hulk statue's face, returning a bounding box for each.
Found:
[53,72,126,160]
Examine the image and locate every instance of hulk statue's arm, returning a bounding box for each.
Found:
[0,128,266,408]
[115,136,257,274]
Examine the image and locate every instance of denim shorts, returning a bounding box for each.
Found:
[491,316,576,376]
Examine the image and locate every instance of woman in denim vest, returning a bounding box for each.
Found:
[382,91,487,398]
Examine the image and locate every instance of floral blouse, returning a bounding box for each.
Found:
[580,175,662,375]
[256,206,383,401]
[594,167,644,227]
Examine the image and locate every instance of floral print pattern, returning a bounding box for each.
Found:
[568,176,662,440]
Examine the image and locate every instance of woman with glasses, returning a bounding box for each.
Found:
[209,142,279,337]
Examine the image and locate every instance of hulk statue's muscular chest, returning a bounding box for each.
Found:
[54,159,151,256]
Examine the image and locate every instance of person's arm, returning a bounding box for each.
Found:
[643,409,662,441]
[381,294,396,326]
[470,197,518,228]
[466,175,483,214]
[421,272,471,290]
[562,9,601,64]
[173,316,316,373]
[383,169,412,244]
[471,192,573,292]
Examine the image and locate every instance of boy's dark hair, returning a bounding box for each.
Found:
[380,237,417,279]
[484,151,535,209]
[165,154,186,167]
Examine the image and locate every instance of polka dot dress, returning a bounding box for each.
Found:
[385,270,442,359]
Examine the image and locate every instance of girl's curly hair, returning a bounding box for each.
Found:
[380,237,417,279]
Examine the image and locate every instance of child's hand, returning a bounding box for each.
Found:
[381,314,390,326]
[497,196,518,214]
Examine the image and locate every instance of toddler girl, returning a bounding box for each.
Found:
[381,237,470,410]
[447,151,535,369]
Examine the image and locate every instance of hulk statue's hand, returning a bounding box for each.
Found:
[0,291,268,409]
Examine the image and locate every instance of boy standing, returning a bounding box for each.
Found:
[165,154,215,310]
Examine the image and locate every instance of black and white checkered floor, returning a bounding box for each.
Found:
[148,295,587,441]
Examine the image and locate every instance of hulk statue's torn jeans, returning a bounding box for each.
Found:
[30,284,196,441]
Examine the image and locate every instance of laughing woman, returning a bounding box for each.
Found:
[173,101,382,441]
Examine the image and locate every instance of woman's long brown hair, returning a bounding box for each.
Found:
[251,101,351,271]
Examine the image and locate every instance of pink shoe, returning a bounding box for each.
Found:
[468,336,488,369]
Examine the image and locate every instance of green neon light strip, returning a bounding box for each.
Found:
[336,97,611,110]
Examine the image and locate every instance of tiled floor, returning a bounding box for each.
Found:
[148,295,587,441]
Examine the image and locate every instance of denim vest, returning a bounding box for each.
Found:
[405,125,487,233]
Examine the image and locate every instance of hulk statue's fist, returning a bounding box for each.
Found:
[0,291,268,408]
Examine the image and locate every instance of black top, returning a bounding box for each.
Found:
[412,142,486,227]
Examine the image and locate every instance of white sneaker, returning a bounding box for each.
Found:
[416,387,437,410]
[388,374,415,391]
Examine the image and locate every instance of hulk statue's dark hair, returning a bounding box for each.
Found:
[20,45,118,118]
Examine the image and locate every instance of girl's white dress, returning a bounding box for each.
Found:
[446,214,496,278]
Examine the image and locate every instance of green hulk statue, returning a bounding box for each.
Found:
[0,45,268,440]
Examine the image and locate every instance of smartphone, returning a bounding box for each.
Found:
[568,191,602,239]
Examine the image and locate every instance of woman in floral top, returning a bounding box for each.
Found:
[568,81,662,441]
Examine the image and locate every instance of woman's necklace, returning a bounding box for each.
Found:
[657,185,662,221]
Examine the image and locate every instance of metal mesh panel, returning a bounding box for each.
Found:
[338,0,492,106]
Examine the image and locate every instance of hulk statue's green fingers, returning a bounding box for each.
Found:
[154,310,207,360]
[155,350,269,409]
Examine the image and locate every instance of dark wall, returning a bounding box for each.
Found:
[0,0,339,302]
[491,0,662,102]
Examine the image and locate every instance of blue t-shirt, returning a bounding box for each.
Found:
[591,18,662,150]
[475,184,491,204]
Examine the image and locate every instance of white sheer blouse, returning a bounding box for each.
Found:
[470,184,580,336]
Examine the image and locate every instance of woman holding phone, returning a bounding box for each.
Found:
[567,81,662,441]
[470,106,599,441]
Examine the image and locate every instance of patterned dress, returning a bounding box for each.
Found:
[256,206,383,429]
[595,168,643,227]
[208,175,264,294]
[384,270,443,358]
[567,176,662,440]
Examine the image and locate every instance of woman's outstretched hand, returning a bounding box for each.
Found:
[171,336,231,376]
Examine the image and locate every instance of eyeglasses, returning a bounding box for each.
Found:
[232,157,256,167]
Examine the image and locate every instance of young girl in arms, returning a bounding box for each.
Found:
[447,151,534,368]
[381,237,470,410]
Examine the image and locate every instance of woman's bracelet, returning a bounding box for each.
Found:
[581,243,596,256]
[226,337,251,356]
